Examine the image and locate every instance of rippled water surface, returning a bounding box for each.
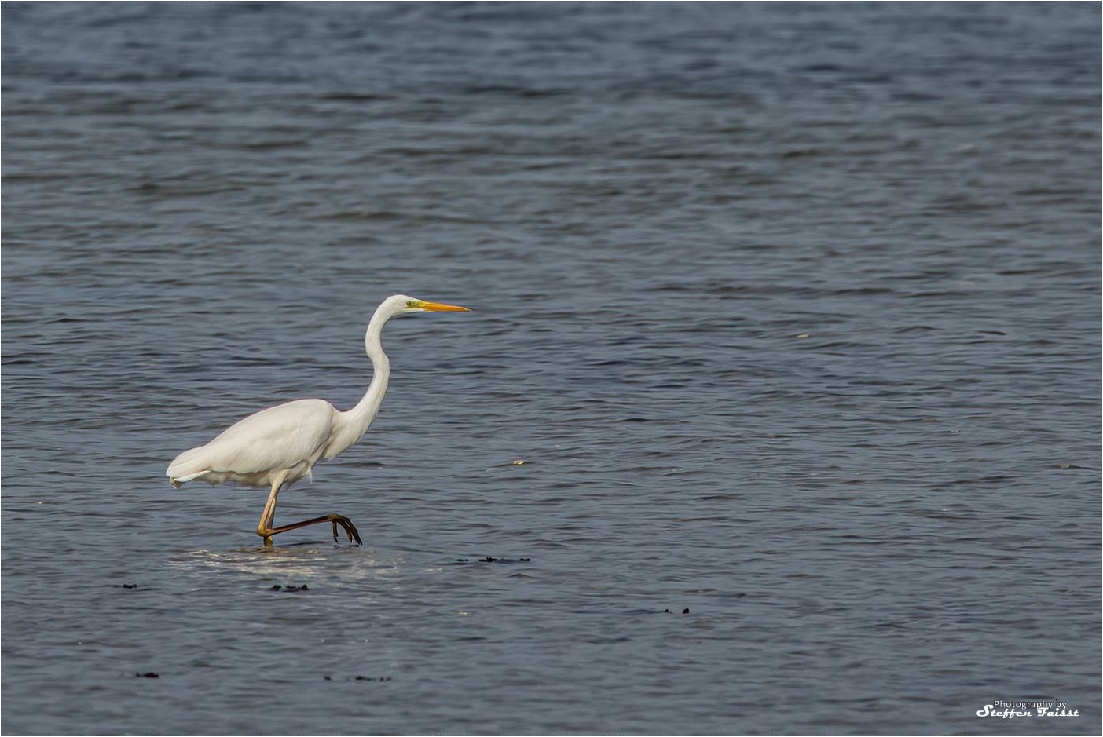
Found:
[3,3,1100,735]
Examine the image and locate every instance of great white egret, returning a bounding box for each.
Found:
[167,294,471,546]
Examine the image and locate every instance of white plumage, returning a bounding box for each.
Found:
[168,399,337,487]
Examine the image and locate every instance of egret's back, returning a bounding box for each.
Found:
[167,399,339,488]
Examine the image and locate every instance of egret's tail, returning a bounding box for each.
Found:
[167,446,212,487]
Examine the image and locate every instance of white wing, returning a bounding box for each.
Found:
[167,399,339,484]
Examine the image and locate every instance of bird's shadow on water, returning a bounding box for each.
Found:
[167,539,400,584]
[228,540,356,554]
[167,541,534,587]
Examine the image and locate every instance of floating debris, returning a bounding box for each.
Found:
[452,556,531,565]
[136,672,159,678]
[270,584,310,592]
[324,675,392,682]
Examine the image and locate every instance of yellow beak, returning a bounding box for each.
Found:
[418,300,472,312]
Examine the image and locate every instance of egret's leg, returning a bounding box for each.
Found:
[255,471,362,546]
[264,514,362,545]
[256,474,287,547]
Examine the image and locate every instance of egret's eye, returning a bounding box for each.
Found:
[405,300,421,309]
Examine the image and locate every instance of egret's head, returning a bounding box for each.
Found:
[390,294,472,315]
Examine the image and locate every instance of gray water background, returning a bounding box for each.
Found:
[2,2,1100,734]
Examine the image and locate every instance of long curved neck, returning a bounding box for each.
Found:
[328,307,393,457]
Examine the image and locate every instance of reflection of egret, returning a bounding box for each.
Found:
[167,294,471,546]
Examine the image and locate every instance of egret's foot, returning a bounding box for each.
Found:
[328,514,362,545]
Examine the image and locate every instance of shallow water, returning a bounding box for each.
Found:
[2,3,1100,735]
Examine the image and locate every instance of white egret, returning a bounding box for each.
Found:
[167,294,471,546]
